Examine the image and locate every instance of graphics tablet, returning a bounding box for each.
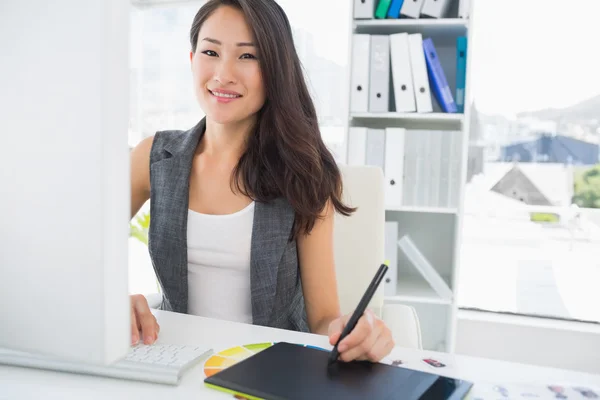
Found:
[204,342,473,400]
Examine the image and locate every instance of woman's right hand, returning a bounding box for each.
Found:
[130,294,160,345]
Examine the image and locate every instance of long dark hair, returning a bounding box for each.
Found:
[190,0,355,239]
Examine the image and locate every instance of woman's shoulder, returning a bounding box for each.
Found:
[129,129,186,170]
[150,129,187,152]
[151,120,207,161]
[130,135,155,168]
[144,128,196,166]
[152,128,189,146]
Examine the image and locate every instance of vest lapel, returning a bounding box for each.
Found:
[149,119,205,314]
[250,198,295,326]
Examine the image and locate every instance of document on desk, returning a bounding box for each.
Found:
[204,342,473,400]
[464,382,599,400]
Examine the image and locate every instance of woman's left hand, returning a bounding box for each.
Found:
[327,309,395,363]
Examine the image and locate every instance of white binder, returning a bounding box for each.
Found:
[459,0,470,19]
[347,127,367,166]
[350,34,371,113]
[384,222,399,296]
[448,130,462,208]
[389,33,416,113]
[384,128,405,208]
[365,128,385,171]
[402,130,417,207]
[353,0,376,19]
[428,131,442,207]
[407,34,433,113]
[438,131,451,208]
[416,130,430,207]
[368,35,390,113]
[421,0,453,18]
[400,0,425,18]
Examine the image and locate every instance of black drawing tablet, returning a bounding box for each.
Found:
[204,341,473,400]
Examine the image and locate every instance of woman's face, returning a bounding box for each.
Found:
[190,6,266,126]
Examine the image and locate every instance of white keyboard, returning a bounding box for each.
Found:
[0,342,213,385]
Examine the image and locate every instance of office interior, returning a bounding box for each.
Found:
[2,0,600,397]
[128,0,600,375]
[130,0,600,373]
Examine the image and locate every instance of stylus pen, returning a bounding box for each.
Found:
[328,262,389,365]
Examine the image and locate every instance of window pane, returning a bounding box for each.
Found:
[277,0,351,161]
[129,2,206,149]
[459,0,600,323]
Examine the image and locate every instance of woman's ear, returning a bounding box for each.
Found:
[189,51,194,64]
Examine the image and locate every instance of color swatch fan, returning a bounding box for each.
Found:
[204,342,325,377]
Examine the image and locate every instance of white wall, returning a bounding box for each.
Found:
[455,310,600,375]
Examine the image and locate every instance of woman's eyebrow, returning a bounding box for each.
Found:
[201,37,255,47]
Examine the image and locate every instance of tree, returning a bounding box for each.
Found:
[130,211,150,245]
[572,164,600,208]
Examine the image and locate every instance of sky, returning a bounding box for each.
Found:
[469,0,600,118]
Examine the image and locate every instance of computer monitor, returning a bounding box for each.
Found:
[0,0,131,365]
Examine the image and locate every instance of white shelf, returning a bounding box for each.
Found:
[347,0,474,353]
[351,112,463,122]
[386,294,452,305]
[386,206,458,214]
[385,276,453,305]
[353,18,468,37]
[350,112,463,130]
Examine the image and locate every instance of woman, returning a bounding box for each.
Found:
[129,0,394,363]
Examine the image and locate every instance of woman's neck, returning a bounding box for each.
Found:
[200,117,255,160]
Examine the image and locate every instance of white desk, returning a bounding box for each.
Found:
[1,310,599,399]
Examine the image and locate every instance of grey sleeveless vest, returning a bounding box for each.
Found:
[147,118,309,332]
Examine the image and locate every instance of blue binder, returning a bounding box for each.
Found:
[387,0,405,18]
[422,38,457,113]
[456,36,468,113]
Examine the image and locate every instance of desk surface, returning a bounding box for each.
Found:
[2,310,599,399]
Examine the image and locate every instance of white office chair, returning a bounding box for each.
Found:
[334,165,422,350]
[147,165,422,349]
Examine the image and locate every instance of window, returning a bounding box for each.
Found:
[129,2,206,148]
[459,0,600,323]
[128,0,351,294]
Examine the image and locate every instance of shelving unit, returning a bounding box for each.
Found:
[385,275,453,305]
[343,0,475,353]
[353,18,468,36]
[385,205,458,214]
[351,112,464,130]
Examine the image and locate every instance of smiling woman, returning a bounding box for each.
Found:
[185,0,351,237]
[189,5,265,124]
[127,0,395,365]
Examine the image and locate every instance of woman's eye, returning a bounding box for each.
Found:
[240,53,257,60]
[202,50,218,57]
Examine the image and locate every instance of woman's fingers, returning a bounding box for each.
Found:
[130,297,141,345]
[130,294,159,345]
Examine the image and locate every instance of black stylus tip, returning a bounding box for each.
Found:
[328,350,339,365]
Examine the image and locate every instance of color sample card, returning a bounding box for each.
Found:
[465,382,599,400]
[204,342,326,377]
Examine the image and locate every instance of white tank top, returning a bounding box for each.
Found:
[186,201,255,324]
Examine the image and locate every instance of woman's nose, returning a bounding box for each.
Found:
[213,58,236,85]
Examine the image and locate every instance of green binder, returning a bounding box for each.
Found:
[375,0,393,19]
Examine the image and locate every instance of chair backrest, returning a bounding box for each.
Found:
[333,165,386,318]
